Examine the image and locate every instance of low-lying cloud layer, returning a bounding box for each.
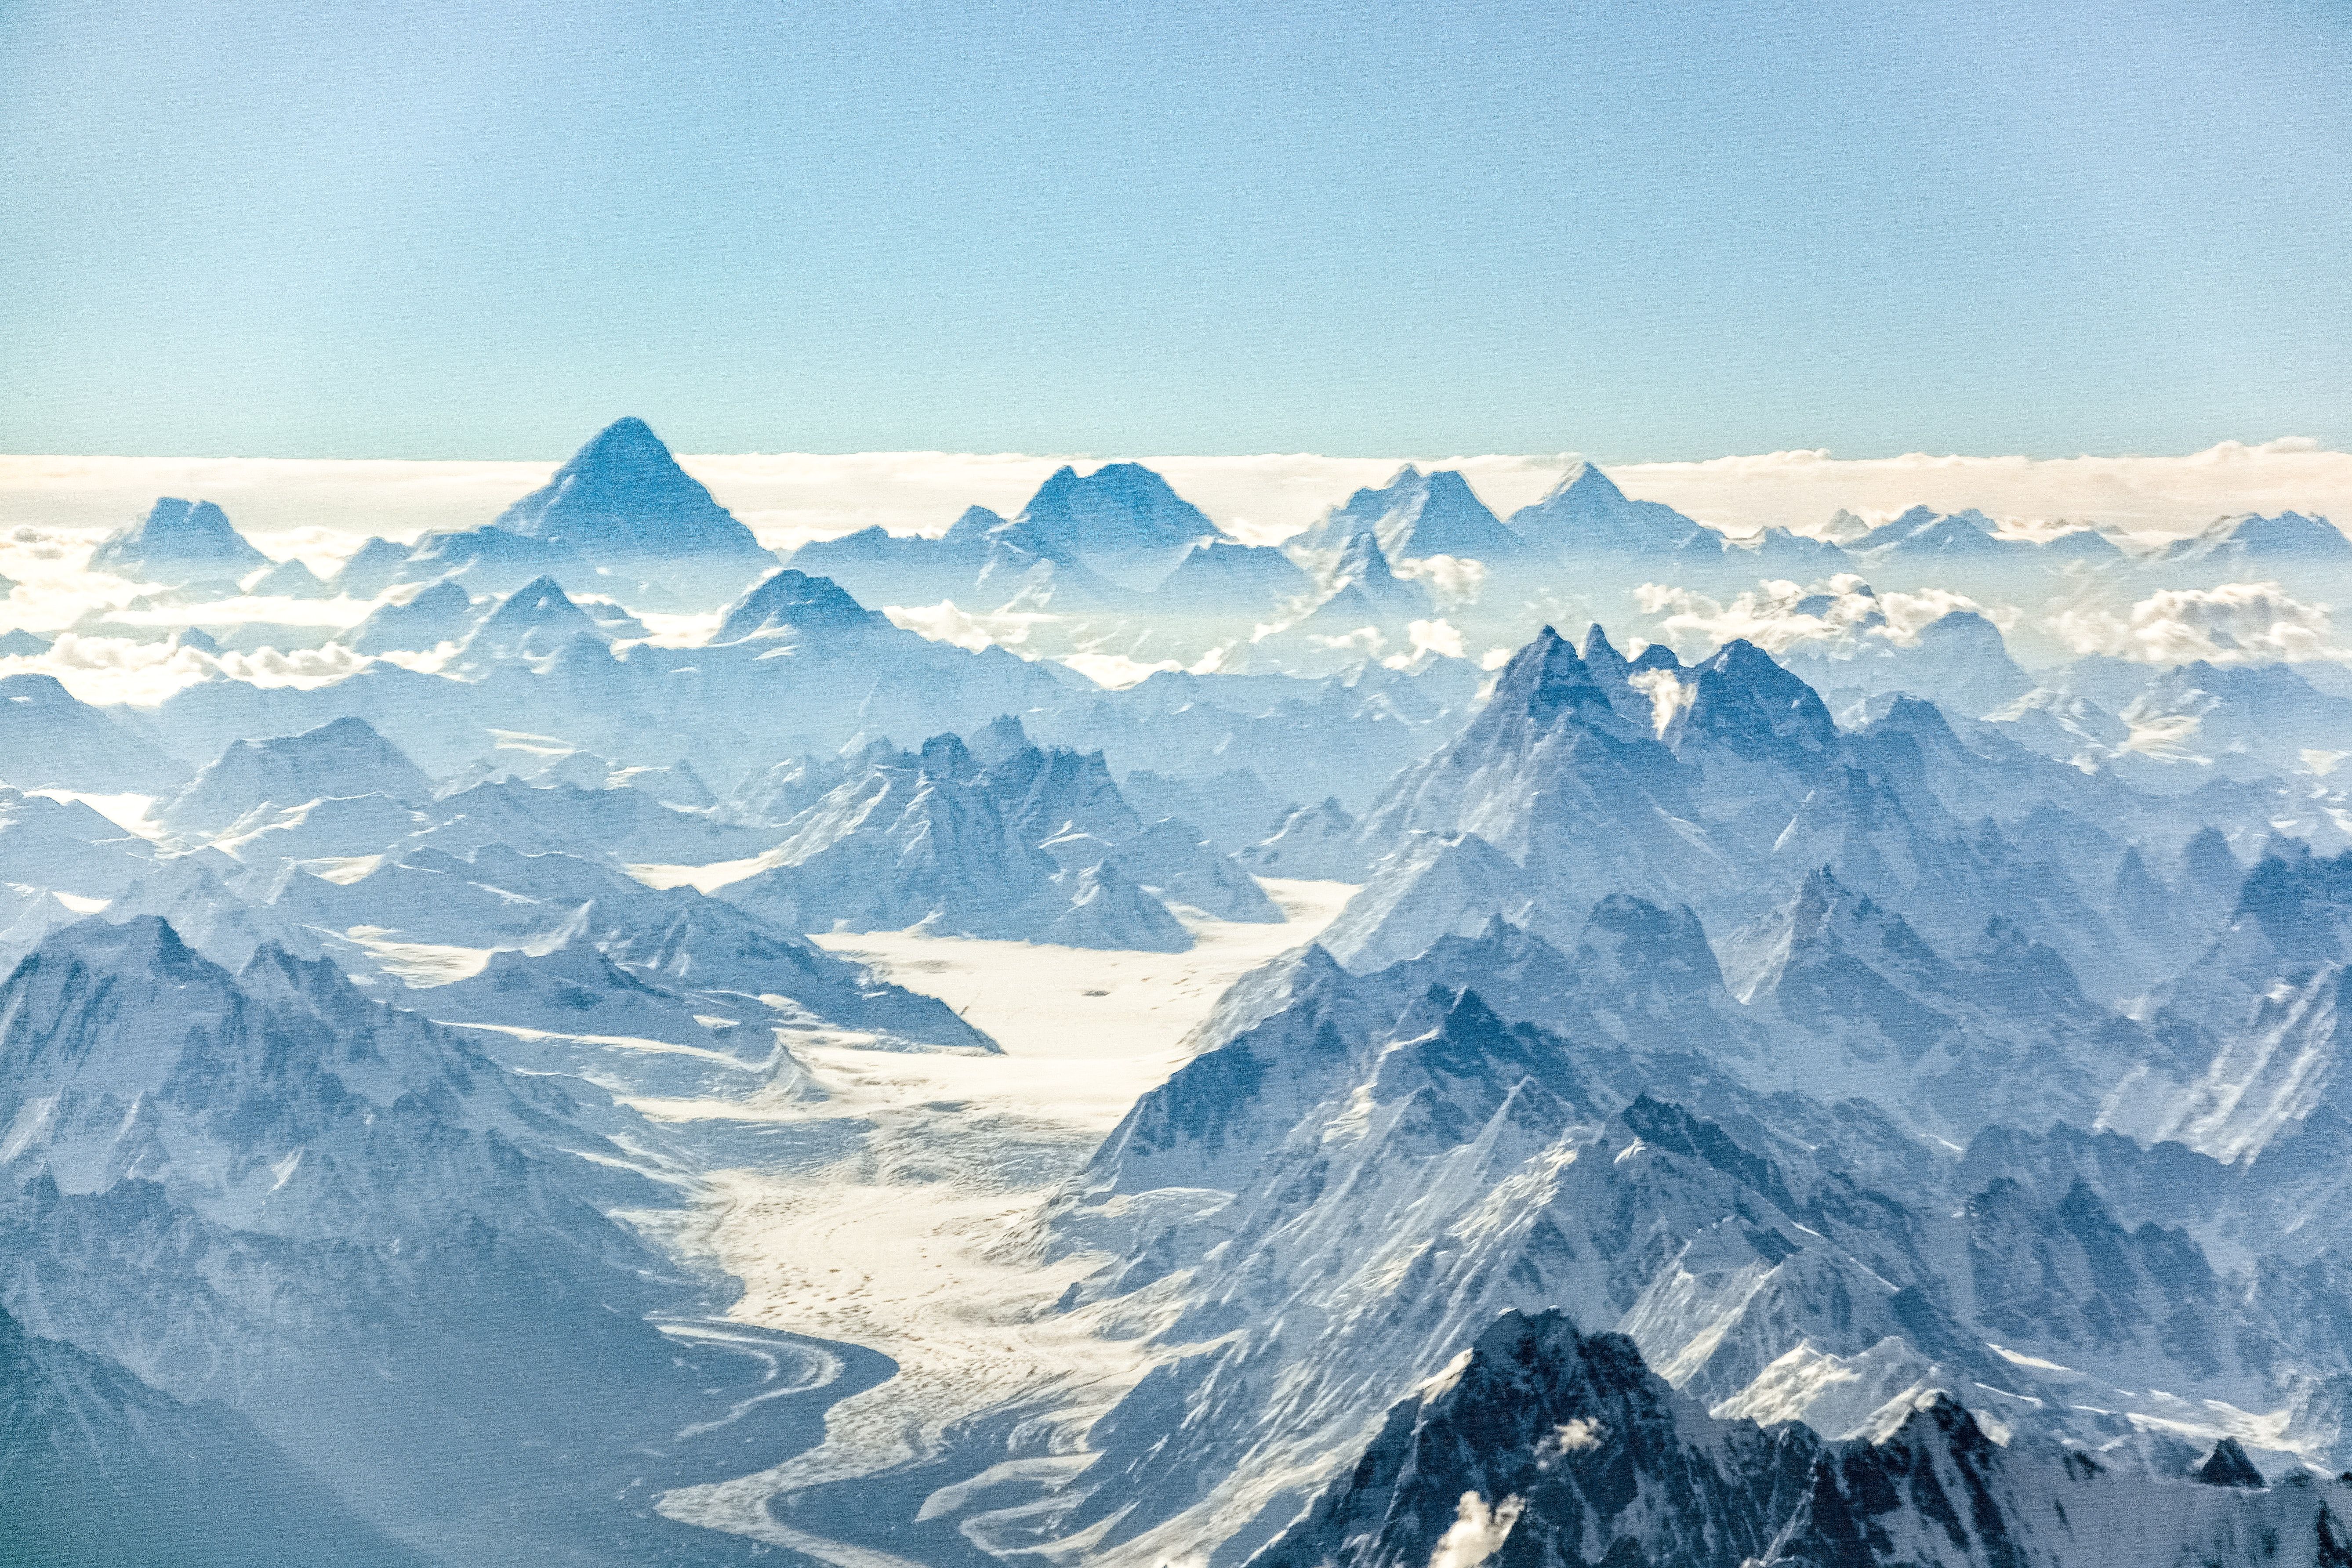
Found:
[2054,581,2346,666]
[4,438,2346,550]
[1636,575,2014,659]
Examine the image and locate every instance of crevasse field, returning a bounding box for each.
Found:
[12,419,2352,1566]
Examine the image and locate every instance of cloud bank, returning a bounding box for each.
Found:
[2053,581,2345,666]
[4,439,2346,553]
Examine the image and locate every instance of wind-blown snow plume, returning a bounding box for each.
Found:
[1426,1491,1524,1568]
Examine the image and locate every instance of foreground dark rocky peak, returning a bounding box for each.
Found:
[1257,1310,2352,1568]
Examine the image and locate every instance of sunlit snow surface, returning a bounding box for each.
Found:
[635,881,1357,1560]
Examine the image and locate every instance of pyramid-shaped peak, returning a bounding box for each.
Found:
[1486,626,1605,709]
[715,568,884,644]
[1695,636,1782,677]
[458,575,605,663]
[1308,464,1516,563]
[575,415,670,464]
[1670,639,1837,755]
[493,418,767,565]
[1550,459,1627,502]
[500,574,576,612]
[2194,1438,2267,1489]
[941,504,1008,544]
[1334,529,1398,583]
[1008,462,1225,590]
[1580,622,1627,668]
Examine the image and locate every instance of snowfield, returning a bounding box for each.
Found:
[644,881,1355,1556]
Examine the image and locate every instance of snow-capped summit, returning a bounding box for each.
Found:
[2160,510,2352,567]
[1151,540,1313,618]
[456,575,610,664]
[1322,531,1431,620]
[327,535,411,598]
[1844,506,2126,576]
[713,567,890,644]
[1665,637,1840,831]
[0,786,156,898]
[1780,607,2035,722]
[1454,623,1643,740]
[158,716,433,835]
[341,578,481,654]
[1238,532,1437,674]
[0,672,189,793]
[87,498,270,586]
[1334,627,1718,961]
[1238,796,1368,880]
[1504,460,1715,560]
[1847,503,2007,554]
[1010,462,1228,590]
[492,417,776,603]
[1299,465,1525,562]
[497,416,768,558]
[381,522,606,604]
[243,555,332,599]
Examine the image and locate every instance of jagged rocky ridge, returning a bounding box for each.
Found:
[1258,1309,2352,1568]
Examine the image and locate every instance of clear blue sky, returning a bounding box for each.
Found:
[4,0,2347,461]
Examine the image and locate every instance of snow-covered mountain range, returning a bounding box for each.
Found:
[7,419,2352,1566]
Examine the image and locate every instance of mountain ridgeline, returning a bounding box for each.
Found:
[9,418,2352,1566]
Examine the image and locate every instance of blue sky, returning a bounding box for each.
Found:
[3,0,2347,461]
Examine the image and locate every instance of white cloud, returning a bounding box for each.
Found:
[1537,1416,1605,1457]
[1426,1491,1524,1568]
[1635,575,2013,659]
[1404,618,1466,662]
[1057,651,1183,688]
[1605,437,2352,542]
[1627,666,1693,735]
[880,600,1042,653]
[2052,580,2343,665]
[1306,625,1390,658]
[7,438,2344,556]
[1392,553,1489,610]
[13,632,380,708]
